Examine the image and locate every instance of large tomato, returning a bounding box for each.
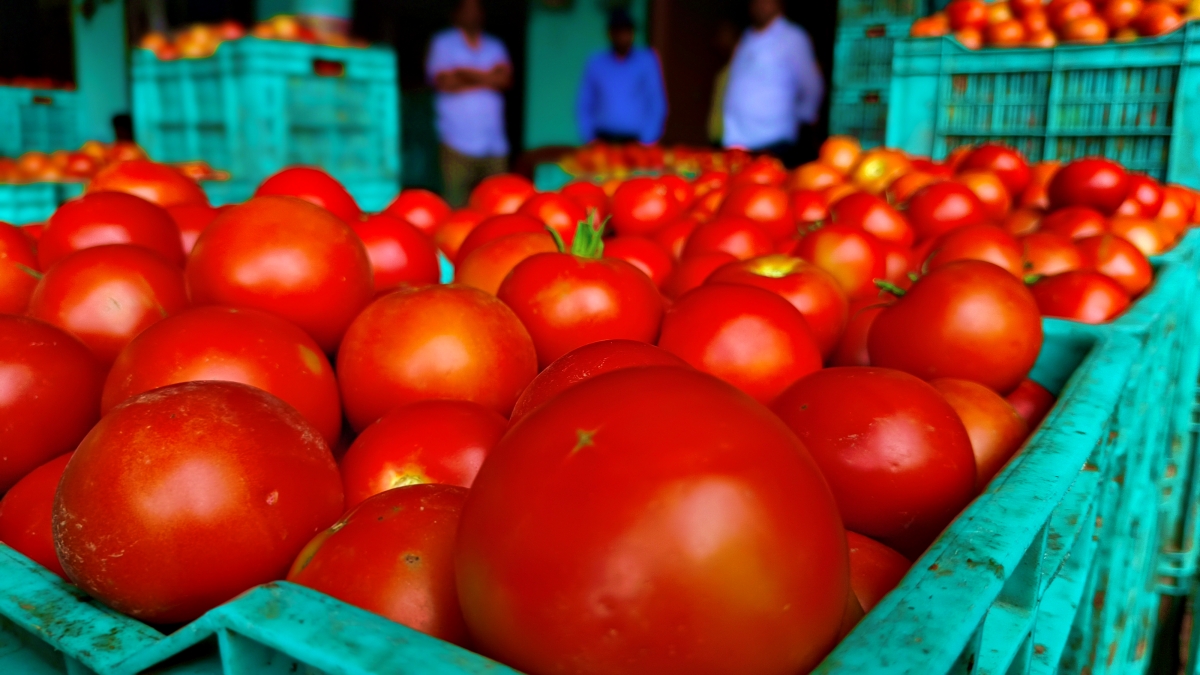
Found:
[773,367,976,556]
[819,136,862,175]
[54,381,344,624]
[186,196,374,353]
[1132,2,1183,36]
[794,224,888,301]
[0,452,73,578]
[560,181,610,222]
[166,203,220,255]
[663,251,738,299]
[831,299,887,367]
[517,193,589,244]
[456,366,850,675]
[956,171,1012,222]
[433,208,487,261]
[931,378,1029,488]
[610,177,683,236]
[337,285,538,429]
[254,166,362,225]
[946,0,989,29]
[683,216,775,261]
[925,224,1024,278]
[602,236,674,289]
[0,222,39,313]
[1048,0,1096,31]
[1002,208,1043,237]
[654,216,701,260]
[455,213,548,263]
[288,485,470,645]
[719,184,794,240]
[1007,379,1056,429]
[868,261,1043,394]
[1109,216,1167,256]
[1048,158,1131,215]
[1040,206,1109,240]
[831,192,914,246]
[469,174,536,215]
[658,283,822,403]
[383,189,451,236]
[86,159,208,208]
[791,189,830,225]
[1030,271,1130,324]
[846,532,911,612]
[28,245,189,365]
[40,192,184,269]
[1117,173,1164,218]
[906,181,986,241]
[101,306,342,447]
[350,213,440,294]
[1022,231,1084,277]
[454,231,558,296]
[1076,234,1152,297]
[959,143,1032,196]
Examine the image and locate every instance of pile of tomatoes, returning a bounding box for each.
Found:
[0,77,74,90]
[139,14,365,61]
[0,137,1190,674]
[0,141,148,184]
[911,0,1196,48]
[560,141,759,182]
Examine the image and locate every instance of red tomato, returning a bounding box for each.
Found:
[351,213,440,293]
[954,26,985,49]
[658,284,822,403]
[383,189,451,236]
[28,245,188,365]
[454,231,558,296]
[456,366,849,675]
[86,159,208,208]
[906,182,986,242]
[1075,234,1152,297]
[1006,378,1056,429]
[1048,158,1131,215]
[659,174,696,209]
[289,485,470,645]
[947,0,989,30]
[433,208,487,261]
[1022,231,1084,277]
[1110,215,1167,256]
[925,224,1024,278]
[831,299,887,367]
[682,216,775,261]
[54,382,343,624]
[0,452,73,578]
[1047,0,1096,31]
[881,242,915,283]
[773,367,976,556]
[720,184,794,241]
[869,261,1043,394]
[652,216,701,261]
[985,19,1027,46]
[254,167,362,225]
[166,203,219,255]
[1062,15,1110,43]
[794,224,888,301]
[1019,162,1060,210]
[602,236,674,289]
[469,174,536,216]
[337,285,538,429]
[1040,206,1109,240]
[340,401,506,507]
[888,172,939,206]
[20,223,44,243]
[517,193,589,244]
[831,192,915,247]
[956,171,1012,222]
[40,192,184,269]
[1010,0,1044,17]
[455,213,547,264]
[1132,2,1183,36]
[732,155,789,186]
[960,145,1033,197]
[560,181,610,222]
[610,177,683,236]
[791,189,830,225]
[102,306,342,447]
[707,255,850,359]
[1022,9,1050,33]
[931,378,1029,488]
[186,196,374,353]
[0,222,39,313]
[1002,208,1043,237]
[663,250,738,299]
[1030,271,1131,324]
[1116,174,1164,218]
[846,532,911,612]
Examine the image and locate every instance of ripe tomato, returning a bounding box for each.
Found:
[560,181,610,222]
[1047,0,1096,31]
[720,184,794,240]
[1075,234,1152,296]
[1010,0,1044,17]
[186,196,375,353]
[956,171,1012,222]
[910,15,952,37]
[1027,27,1059,46]
[794,224,888,301]
[1040,206,1109,240]
[1019,161,1060,209]
[54,382,343,624]
[1103,0,1146,30]
[1062,15,1110,43]
[887,171,939,206]
[869,261,1043,394]
[289,485,470,645]
[654,216,701,260]
[731,155,788,187]
[925,224,1024,277]
[1006,378,1057,429]
[1048,158,1131,215]
[610,177,683,236]
[517,193,589,243]
[986,0,1014,23]
[846,532,911,612]
[659,174,696,209]
[469,174,536,216]
[1022,231,1084,277]
[338,285,537,429]
[454,231,558,296]
[1117,174,1164,218]
[850,149,912,194]
[682,216,775,260]
[789,161,845,192]
[1109,216,1167,256]
[881,242,916,283]
[1022,9,1050,34]
[28,245,188,365]
[101,306,342,447]
[383,189,451,236]
[906,182,986,242]
[947,0,989,30]
[0,222,39,313]
[707,255,850,359]
[166,203,219,255]
[831,192,914,247]
[0,452,73,578]
[773,367,976,556]
[1132,2,1183,36]
[340,401,506,507]
[931,378,1029,488]
[1155,186,1193,237]
[350,213,440,294]
[985,19,1027,46]
[819,136,862,175]
[86,159,208,208]
[603,236,674,289]
[455,213,548,263]
[40,192,184,269]
[254,167,362,225]
[954,27,985,49]
[831,299,887,367]
[457,366,849,675]
[432,208,486,261]
[658,284,822,403]
[663,251,737,299]
[1030,271,1131,323]
[1002,208,1043,237]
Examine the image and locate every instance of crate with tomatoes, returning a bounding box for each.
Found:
[0,134,1196,674]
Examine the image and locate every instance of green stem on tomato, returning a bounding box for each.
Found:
[569,213,608,259]
[546,226,567,254]
[874,279,907,298]
[1024,274,1043,286]
[16,264,42,280]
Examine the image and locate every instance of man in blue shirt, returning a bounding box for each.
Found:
[427,0,513,206]
[576,10,667,145]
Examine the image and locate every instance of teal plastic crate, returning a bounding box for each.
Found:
[0,182,84,225]
[829,87,890,149]
[833,20,913,91]
[533,162,574,192]
[887,23,1200,187]
[132,39,401,189]
[838,0,927,24]
[0,86,82,157]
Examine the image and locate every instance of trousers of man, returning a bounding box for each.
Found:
[440,145,508,208]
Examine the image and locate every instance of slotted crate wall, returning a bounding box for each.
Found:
[0,86,81,157]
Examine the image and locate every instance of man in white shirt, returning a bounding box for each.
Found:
[722,0,825,167]
[427,0,513,206]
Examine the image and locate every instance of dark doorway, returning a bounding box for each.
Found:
[0,0,75,85]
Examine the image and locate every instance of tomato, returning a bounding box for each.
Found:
[338,285,537,429]
[947,0,989,30]
[454,231,558,296]
[517,193,589,243]
[457,366,849,675]
[887,172,938,206]
[731,155,788,187]
[1022,9,1050,34]
[1048,158,1131,215]
[956,171,1011,222]
[1062,15,1110,43]
[658,284,822,403]
[0,222,39,313]
[817,136,861,175]
[1010,0,1043,16]
[925,224,1024,277]
[432,208,486,261]
[831,192,914,247]
[1156,186,1193,237]
[560,181,610,222]
[869,261,1043,394]
[186,196,374,353]
[1022,231,1084,277]
[1040,206,1109,240]
[846,532,911,612]
[166,203,219,255]
[350,213,440,294]
[497,223,664,368]
[772,367,976,556]
[1133,2,1183,36]
[659,174,696,209]
[931,378,1029,488]
[718,184,793,241]
[1030,271,1131,323]
[86,159,208,208]
[910,15,952,37]
[906,182,986,242]
[663,251,738,299]
[288,485,469,644]
[40,192,184,269]
[469,174,536,216]
[102,306,342,446]
[1110,216,1167,256]
[1104,0,1146,30]
[0,452,73,578]
[986,1,1014,23]
[603,236,674,289]
[1027,27,1059,46]
[830,299,887,367]
[1075,234,1153,296]
[28,245,188,365]
[253,166,362,225]
[1006,378,1056,429]
[455,214,548,264]
[610,177,683,236]
[383,189,451,236]
[881,242,916,283]
[850,149,912,194]
[340,401,506,507]
[682,216,775,260]
[794,224,888,301]
[54,382,343,624]
[789,162,845,192]
[20,223,44,243]
[1117,174,1164,218]
[653,217,701,260]
[985,19,1027,46]
[1002,208,1043,237]
[954,27,984,49]
[1047,0,1096,31]
[1019,162,1060,210]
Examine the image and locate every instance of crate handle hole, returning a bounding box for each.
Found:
[32,96,53,105]
[865,26,886,38]
[862,92,881,104]
[313,59,346,77]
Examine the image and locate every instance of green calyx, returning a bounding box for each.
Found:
[550,213,609,259]
[16,263,41,280]
[874,278,907,298]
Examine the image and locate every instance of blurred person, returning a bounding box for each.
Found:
[576,9,667,145]
[427,0,513,207]
[708,19,741,147]
[722,0,825,167]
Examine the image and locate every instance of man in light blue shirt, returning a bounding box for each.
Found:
[576,10,667,145]
[722,0,825,167]
[427,0,512,206]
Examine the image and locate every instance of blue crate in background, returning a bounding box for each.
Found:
[0,182,84,225]
[838,0,927,24]
[833,20,913,91]
[829,87,890,149]
[0,86,82,158]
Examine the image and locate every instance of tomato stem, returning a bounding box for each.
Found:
[546,226,567,253]
[874,279,907,298]
[569,213,608,259]
[16,263,42,280]
[1023,274,1043,285]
